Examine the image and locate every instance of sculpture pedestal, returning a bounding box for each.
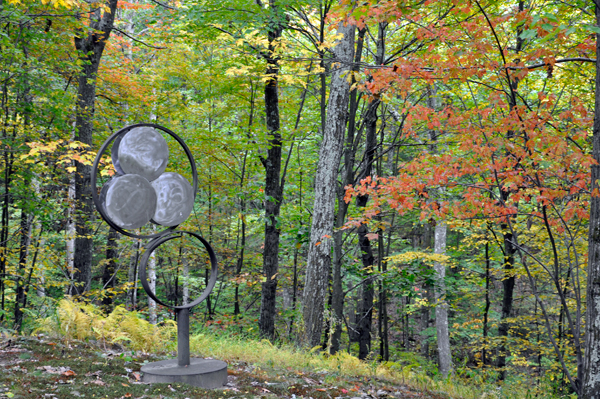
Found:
[141,358,227,389]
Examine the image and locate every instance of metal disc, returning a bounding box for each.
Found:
[151,172,194,227]
[103,174,157,229]
[117,126,169,182]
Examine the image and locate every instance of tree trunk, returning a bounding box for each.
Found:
[72,0,118,296]
[497,219,516,379]
[148,251,157,324]
[258,0,285,341]
[583,2,600,397]
[126,240,140,310]
[101,227,119,311]
[330,26,366,355]
[482,238,491,366]
[302,21,355,347]
[419,223,433,357]
[427,83,452,377]
[66,173,76,293]
[14,209,32,331]
[434,221,451,377]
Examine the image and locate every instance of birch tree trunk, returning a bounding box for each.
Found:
[302,21,355,347]
[428,84,452,377]
[66,174,76,294]
[583,2,600,397]
[148,251,157,324]
[434,221,451,377]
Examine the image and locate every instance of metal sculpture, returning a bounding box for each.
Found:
[92,123,226,388]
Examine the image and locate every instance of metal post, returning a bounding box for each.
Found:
[177,308,190,366]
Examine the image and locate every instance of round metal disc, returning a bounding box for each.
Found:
[103,174,157,229]
[151,172,194,227]
[117,126,169,182]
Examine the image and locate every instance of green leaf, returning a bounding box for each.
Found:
[541,23,554,32]
[519,29,537,40]
[584,24,600,34]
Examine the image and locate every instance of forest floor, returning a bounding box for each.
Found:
[0,336,452,399]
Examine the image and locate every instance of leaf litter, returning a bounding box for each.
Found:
[0,336,448,399]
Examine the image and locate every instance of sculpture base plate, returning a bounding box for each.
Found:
[141,358,227,389]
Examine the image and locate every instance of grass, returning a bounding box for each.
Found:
[0,299,574,399]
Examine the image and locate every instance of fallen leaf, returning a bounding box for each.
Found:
[122,383,129,387]
[91,380,106,386]
[63,370,76,377]
[132,372,141,381]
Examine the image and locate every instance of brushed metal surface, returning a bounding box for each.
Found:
[151,172,194,226]
[117,126,169,181]
[103,174,157,229]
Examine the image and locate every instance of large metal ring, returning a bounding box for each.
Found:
[138,230,218,310]
[91,123,199,239]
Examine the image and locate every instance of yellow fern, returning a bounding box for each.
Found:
[34,299,176,353]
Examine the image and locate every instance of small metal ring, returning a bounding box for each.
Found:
[91,123,198,239]
[138,230,218,310]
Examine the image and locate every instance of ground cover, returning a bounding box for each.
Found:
[0,335,448,399]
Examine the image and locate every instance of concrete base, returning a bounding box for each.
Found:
[141,358,227,389]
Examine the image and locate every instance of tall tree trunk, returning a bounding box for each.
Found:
[71,0,118,296]
[495,0,524,380]
[428,84,452,377]
[302,21,355,347]
[583,2,600,397]
[330,26,366,355]
[257,0,285,340]
[355,97,380,360]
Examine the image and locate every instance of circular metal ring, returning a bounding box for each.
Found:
[91,123,198,239]
[138,230,218,310]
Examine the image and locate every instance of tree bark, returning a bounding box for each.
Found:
[434,221,451,377]
[355,97,380,360]
[14,209,32,331]
[302,21,355,347]
[71,0,118,296]
[258,0,284,340]
[428,83,452,377]
[330,26,366,355]
[583,2,600,397]
[101,227,119,311]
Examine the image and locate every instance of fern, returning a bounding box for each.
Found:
[34,299,176,352]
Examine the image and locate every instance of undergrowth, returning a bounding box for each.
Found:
[27,299,574,399]
[34,299,176,352]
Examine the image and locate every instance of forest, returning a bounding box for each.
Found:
[1,0,600,396]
